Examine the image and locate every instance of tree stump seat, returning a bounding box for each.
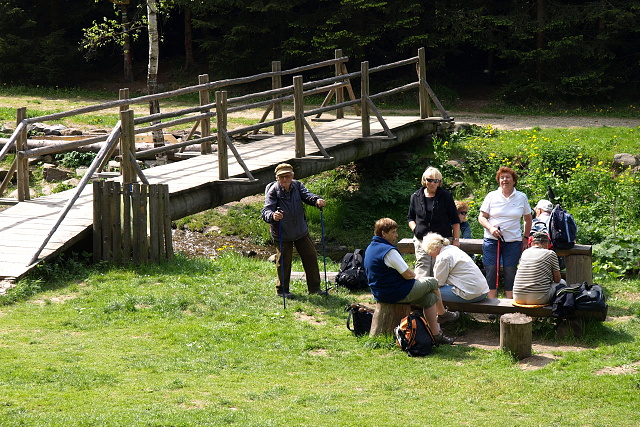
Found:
[369,301,422,336]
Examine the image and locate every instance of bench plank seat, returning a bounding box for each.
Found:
[443,298,607,321]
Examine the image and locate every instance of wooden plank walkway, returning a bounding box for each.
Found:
[0,116,425,280]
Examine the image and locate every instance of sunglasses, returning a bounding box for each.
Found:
[425,178,441,183]
[459,211,468,215]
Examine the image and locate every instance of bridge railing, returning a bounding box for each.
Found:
[10,47,449,264]
[0,51,354,200]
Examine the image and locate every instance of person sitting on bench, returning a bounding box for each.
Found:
[423,232,489,304]
[513,231,566,305]
[364,218,454,345]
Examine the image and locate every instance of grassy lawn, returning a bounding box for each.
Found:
[0,253,638,426]
[1,86,639,425]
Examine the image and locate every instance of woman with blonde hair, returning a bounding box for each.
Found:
[423,232,489,303]
[407,167,460,278]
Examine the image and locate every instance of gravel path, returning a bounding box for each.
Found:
[450,111,640,130]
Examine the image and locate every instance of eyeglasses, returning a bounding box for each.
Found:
[425,178,441,183]
[459,211,468,215]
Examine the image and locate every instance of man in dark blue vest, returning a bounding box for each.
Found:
[364,217,455,345]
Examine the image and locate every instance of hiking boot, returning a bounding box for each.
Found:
[310,289,329,296]
[277,291,296,299]
[437,310,460,324]
[434,333,455,345]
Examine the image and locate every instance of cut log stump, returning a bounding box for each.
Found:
[369,302,413,336]
[499,312,532,360]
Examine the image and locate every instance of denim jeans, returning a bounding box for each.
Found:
[483,238,521,291]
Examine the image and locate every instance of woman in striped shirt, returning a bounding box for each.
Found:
[513,232,566,305]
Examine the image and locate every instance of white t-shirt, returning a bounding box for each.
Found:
[434,245,489,299]
[480,188,531,242]
[384,249,409,274]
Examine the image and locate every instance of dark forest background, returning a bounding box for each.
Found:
[1,0,638,105]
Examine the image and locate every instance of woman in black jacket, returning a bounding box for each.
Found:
[408,167,461,275]
[407,167,461,322]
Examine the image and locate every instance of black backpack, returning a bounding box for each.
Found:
[549,204,577,249]
[345,303,374,337]
[335,249,368,290]
[394,312,436,357]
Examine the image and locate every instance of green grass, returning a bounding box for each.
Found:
[0,253,638,426]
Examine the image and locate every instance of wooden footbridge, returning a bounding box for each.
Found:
[0,48,452,280]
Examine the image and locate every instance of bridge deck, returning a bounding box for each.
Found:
[0,116,430,279]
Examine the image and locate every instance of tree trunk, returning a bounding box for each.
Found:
[535,0,546,80]
[146,0,164,149]
[121,3,135,84]
[183,6,195,70]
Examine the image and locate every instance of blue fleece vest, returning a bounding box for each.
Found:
[364,236,414,303]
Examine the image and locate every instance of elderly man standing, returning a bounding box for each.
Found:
[261,163,328,298]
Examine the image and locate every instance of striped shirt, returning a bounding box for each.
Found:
[513,247,560,296]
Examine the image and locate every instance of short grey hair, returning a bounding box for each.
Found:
[422,232,450,254]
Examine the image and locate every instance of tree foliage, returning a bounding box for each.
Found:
[0,0,638,102]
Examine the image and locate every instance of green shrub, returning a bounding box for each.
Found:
[55,151,97,168]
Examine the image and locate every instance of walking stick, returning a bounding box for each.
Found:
[278,219,286,310]
[320,207,328,294]
[495,226,502,292]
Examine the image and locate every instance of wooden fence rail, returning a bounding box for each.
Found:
[8,47,451,265]
[92,181,172,264]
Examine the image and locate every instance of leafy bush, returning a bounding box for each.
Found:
[55,151,97,168]
[445,125,640,277]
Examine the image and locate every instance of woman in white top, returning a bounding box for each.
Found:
[478,167,532,299]
[423,233,489,303]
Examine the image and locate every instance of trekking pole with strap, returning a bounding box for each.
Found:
[278,219,286,310]
[320,207,328,294]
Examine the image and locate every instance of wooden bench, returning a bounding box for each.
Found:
[395,238,607,325]
[397,238,594,285]
[442,297,607,321]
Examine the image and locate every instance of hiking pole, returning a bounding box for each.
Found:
[278,219,286,310]
[495,226,501,293]
[320,207,328,294]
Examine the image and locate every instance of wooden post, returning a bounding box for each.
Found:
[500,313,532,360]
[293,75,305,157]
[92,180,104,263]
[361,62,370,137]
[271,61,283,136]
[98,89,129,173]
[564,254,592,285]
[335,49,344,119]
[108,181,122,262]
[417,47,432,119]
[198,74,212,154]
[16,107,29,201]
[123,182,132,260]
[120,109,137,184]
[369,302,413,336]
[215,90,228,180]
[160,184,173,260]
[149,184,160,262]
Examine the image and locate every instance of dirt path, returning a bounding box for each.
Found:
[450,110,640,130]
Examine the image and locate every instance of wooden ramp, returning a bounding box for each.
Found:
[0,116,439,280]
